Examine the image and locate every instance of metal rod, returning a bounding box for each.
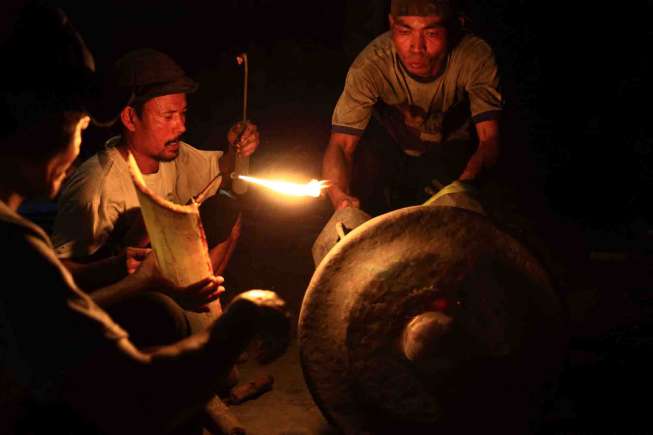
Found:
[232,53,250,194]
[237,53,248,122]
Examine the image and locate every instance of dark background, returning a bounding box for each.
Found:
[3,0,652,432]
[62,0,651,233]
[3,0,649,231]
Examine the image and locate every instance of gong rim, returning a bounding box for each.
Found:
[298,205,565,434]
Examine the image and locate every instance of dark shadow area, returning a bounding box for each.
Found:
[5,0,651,433]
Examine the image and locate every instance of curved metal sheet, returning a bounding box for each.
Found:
[298,206,564,434]
[128,153,221,317]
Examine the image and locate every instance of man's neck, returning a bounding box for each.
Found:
[117,137,160,174]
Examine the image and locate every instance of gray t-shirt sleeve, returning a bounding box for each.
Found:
[52,161,118,259]
[461,39,503,122]
[331,61,380,135]
[174,145,223,203]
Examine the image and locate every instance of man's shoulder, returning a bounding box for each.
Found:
[178,141,200,154]
[351,31,394,71]
[59,142,125,202]
[176,141,221,163]
[73,138,124,177]
[451,33,496,63]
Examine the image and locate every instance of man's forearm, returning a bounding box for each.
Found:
[460,119,500,182]
[219,145,236,178]
[62,255,127,291]
[323,142,354,205]
[88,271,147,308]
[458,138,499,182]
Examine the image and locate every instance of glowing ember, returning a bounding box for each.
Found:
[237,175,329,197]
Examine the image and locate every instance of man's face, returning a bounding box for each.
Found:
[390,15,449,78]
[131,93,187,162]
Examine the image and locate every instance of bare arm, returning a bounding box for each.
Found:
[87,268,149,308]
[323,132,362,209]
[458,119,500,183]
[61,245,151,292]
[61,255,128,291]
[208,213,241,276]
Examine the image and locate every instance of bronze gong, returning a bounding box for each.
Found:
[299,205,565,434]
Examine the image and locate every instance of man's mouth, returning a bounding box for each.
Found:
[407,60,426,69]
[165,138,181,149]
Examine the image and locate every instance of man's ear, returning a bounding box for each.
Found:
[388,14,395,28]
[120,106,137,132]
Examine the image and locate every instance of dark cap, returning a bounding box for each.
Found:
[0,3,130,130]
[390,0,458,20]
[113,49,198,103]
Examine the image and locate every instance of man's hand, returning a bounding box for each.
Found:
[227,121,259,157]
[323,132,361,211]
[330,186,361,210]
[160,275,225,313]
[125,247,151,274]
[132,252,225,312]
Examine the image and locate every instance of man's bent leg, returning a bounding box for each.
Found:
[108,292,190,348]
[200,190,242,274]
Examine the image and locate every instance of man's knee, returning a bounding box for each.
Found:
[108,292,190,348]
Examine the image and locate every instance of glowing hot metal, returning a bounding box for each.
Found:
[236,175,329,198]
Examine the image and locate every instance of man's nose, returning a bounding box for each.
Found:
[409,33,426,53]
[175,115,186,135]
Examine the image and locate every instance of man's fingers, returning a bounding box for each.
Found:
[183,285,224,312]
[185,276,224,295]
[205,290,221,303]
[335,200,350,210]
[130,246,151,254]
[336,196,359,210]
[198,280,220,295]
[237,126,259,157]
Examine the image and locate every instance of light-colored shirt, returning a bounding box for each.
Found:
[52,137,222,259]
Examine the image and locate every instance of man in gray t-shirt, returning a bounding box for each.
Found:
[324,0,502,214]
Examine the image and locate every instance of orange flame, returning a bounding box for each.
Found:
[237,175,329,198]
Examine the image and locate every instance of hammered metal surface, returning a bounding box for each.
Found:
[298,206,564,434]
[311,206,372,267]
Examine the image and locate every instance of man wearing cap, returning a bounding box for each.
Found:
[51,48,258,292]
[323,0,502,215]
[0,6,286,433]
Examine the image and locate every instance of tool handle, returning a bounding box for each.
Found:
[232,154,249,194]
